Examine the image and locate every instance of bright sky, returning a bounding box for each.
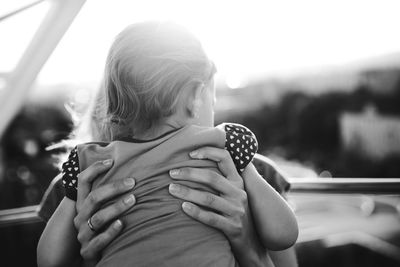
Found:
[2,0,400,87]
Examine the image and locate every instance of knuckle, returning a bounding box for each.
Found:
[180,167,191,176]
[80,165,97,182]
[109,223,120,235]
[225,223,235,236]
[75,205,82,214]
[206,214,219,227]
[229,222,242,237]
[209,171,219,182]
[114,180,125,191]
[235,206,246,218]
[238,190,248,204]
[238,180,245,189]
[100,231,111,242]
[189,205,200,218]
[179,185,189,197]
[73,217,80,229]
[90,214,102,227]
[80,247,91,259]
[80,248,86,258]
[90,236,104,250]
[118,198,129,211]
[212,174,223,187]
[77,232,83,243]
[95,160,105,167]
[87,192,99,205]
[76,172,83,182]
[204,193,216,206]
[222,150,231,160]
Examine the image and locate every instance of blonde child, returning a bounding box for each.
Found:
[38,21,298,267]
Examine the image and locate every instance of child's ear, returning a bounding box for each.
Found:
[187,83,204,118]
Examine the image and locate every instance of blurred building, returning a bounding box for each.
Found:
[340,106,400,159]
[360,68,400,93]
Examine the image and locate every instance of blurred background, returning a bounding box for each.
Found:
[1,0,400,266]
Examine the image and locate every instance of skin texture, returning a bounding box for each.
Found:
[38,149,297,267]
[72,147,297,267]
[175,147,298,251]
[168,147,274,266]
[69,152,274,267]
[37,159,137,267]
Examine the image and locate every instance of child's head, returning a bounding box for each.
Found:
[101,21,216,140]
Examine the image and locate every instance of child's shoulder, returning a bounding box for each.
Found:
[216,123,256,137]
[76,141,110,150]
[62,142,109,169]
[215,123,258,172]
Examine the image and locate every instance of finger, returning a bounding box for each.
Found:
[80,220,123,261]
[169,167,236,195]
[77,159,113,210]
[89,193,135,231]
[181,202,232,234]
[169,184,235,215]
[77,178,135,219]
[189,147,241,182]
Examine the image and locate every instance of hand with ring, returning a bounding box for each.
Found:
[72,159,137,265]
[168,147,277,266]
[71,148,296,267]
[87,218,96,232]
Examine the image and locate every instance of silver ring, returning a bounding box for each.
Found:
[87,217,96,232]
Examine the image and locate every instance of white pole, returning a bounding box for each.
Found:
[0,0,86,139]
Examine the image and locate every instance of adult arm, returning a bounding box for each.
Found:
[62,148,297,266]
[37,159,137,267]
[72,160,136,266]
[242,163,298,250]
[37,197,81,267]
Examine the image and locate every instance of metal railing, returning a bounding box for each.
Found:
[0,205,41,227]
[1,155,400,227]
[289,177,400,194]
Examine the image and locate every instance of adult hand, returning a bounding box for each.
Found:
[168,147,272,267]
[72,159,136,264]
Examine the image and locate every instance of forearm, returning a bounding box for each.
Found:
[270,247,298,267]
[242,164,298,250]
[37,197,81,267]
[233,240,275,267]
[229,207,275,267]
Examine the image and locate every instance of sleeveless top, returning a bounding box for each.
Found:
[62,123,258,267]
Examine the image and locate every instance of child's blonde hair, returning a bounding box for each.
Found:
[97,21,216,140]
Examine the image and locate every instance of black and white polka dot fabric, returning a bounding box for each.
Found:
[61,146,80,201]
[61,124,258,200]
[222,123,258,172]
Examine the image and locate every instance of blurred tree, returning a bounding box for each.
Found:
[220,73,400,178]
[0,104,72,209]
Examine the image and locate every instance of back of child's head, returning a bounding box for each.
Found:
[100,21,216,140]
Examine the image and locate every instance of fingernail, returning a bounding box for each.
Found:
[189,150,198,157]
[124,178,135,187]
[169,169,180,177]
[182,202,192,211]
[103,159,113,166]
[169,184,180,194]
[123,194,135,205]
[189,150,203,159]
[113,220,122,229]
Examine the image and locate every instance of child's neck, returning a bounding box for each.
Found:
[133,118,188,140]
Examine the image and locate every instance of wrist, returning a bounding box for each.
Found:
[234,247,270,267]
[82,259,97,267]
[231,234,270,267]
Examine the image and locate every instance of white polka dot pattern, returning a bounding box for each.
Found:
[223,123,258,172]
[61,146,80,200]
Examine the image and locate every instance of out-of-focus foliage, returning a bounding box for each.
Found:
[0,104,72,209]
[217,79,400,178]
